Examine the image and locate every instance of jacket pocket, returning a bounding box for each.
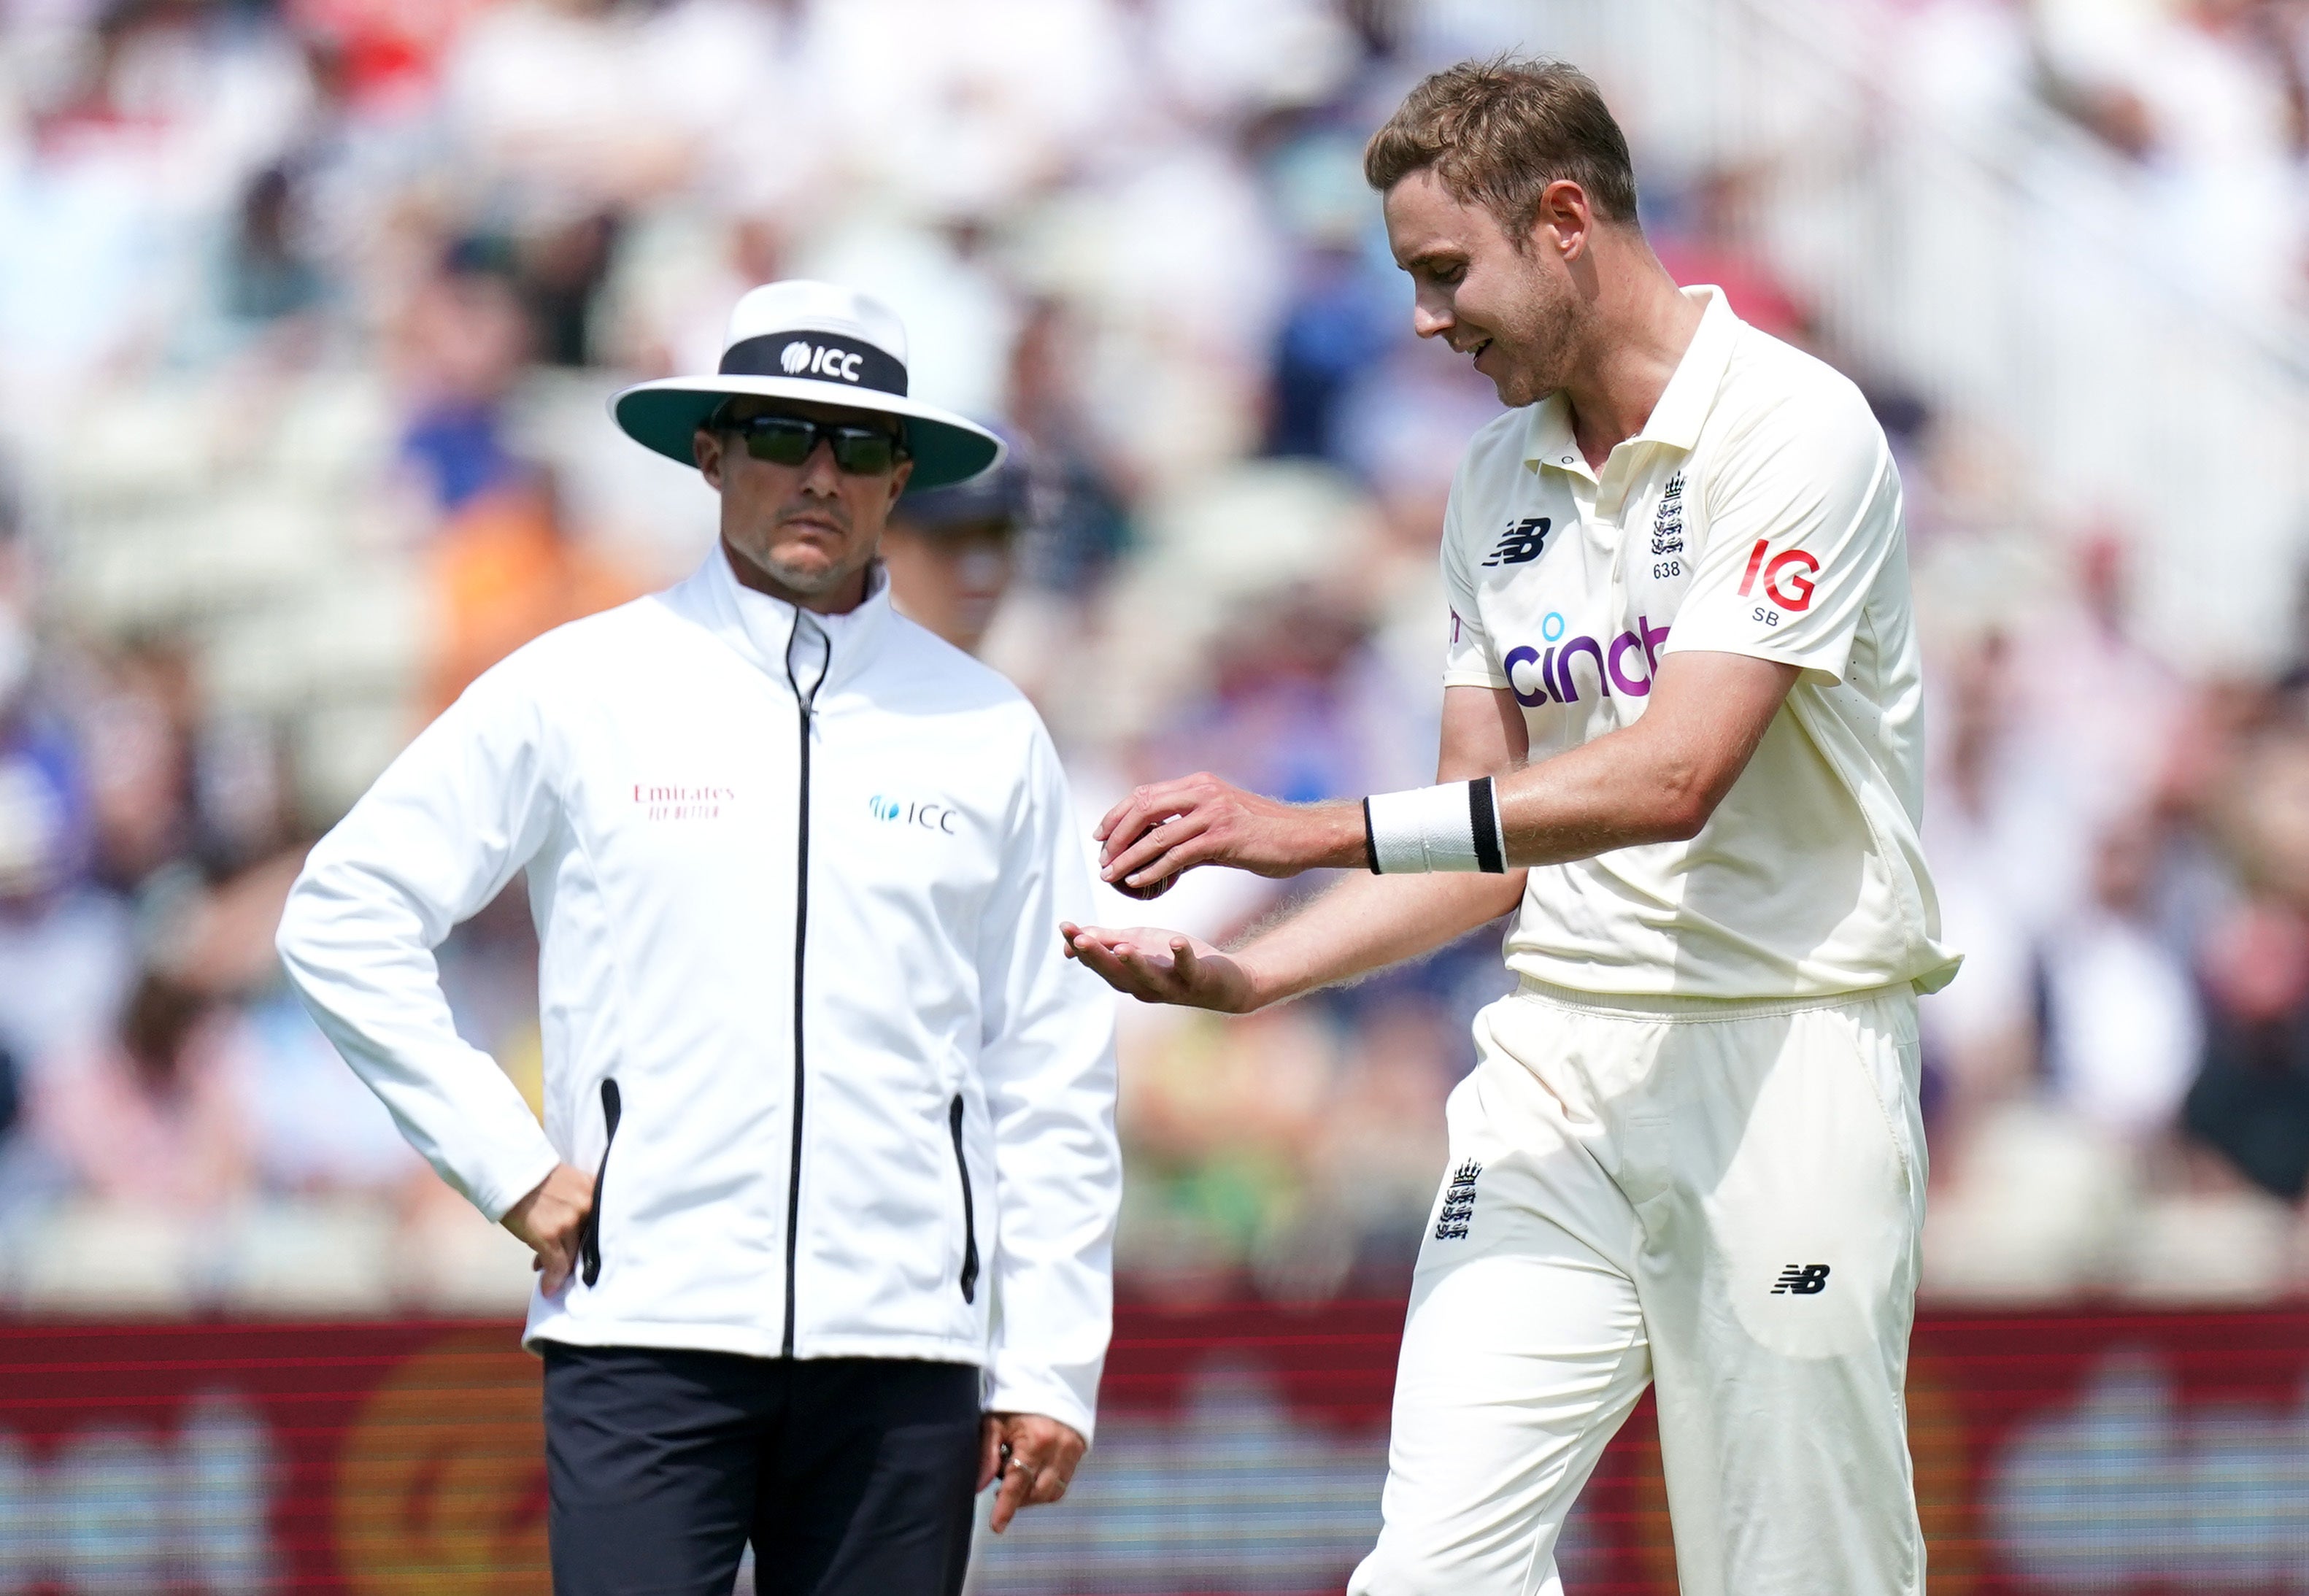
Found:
[948,1094,979,1304]
[579,1078,622,1288]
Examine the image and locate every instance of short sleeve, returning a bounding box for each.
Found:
[1441,481,1509,690]
[1661,393,1903,684]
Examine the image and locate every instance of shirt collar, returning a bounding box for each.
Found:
[1635,285,1739,450]
[685,539,893,692]
[1522,285,1742,474]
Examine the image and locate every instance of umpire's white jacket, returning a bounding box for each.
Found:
[277,547,1120,1440]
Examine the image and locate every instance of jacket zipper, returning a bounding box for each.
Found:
[578,1077,621,1287]
[781,614,830,1357]
[949,1094,979,1304]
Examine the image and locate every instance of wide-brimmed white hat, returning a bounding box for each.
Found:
[609,281,1003,492]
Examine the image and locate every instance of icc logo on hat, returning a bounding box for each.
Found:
[609,279,1002,487]
[778,339,866,383]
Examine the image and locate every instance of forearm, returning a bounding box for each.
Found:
[1487,653,1799,866]
[1491,726,1709,866]
[1235,868,1524,1009]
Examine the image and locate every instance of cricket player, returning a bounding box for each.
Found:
[1063,58,1959,1596]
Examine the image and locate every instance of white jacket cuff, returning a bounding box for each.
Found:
[985,1357,1100,1448]
[479,1142,566,1225]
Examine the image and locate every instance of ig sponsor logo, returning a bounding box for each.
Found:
[1738,538,1819,613]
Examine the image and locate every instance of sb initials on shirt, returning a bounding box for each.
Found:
[1737,539,1819,625]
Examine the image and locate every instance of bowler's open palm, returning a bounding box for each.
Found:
[1060,922,1254,1013]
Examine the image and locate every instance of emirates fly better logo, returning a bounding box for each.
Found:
[634,784,733,820]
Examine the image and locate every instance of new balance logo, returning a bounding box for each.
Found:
[1435,1160,1481,1240]
[1772,1264,1831,1295]
[1483,518,1552,567]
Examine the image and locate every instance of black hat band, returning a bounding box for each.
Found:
[720,331,909,397]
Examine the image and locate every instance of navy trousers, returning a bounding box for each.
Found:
[542,1346,982,1596]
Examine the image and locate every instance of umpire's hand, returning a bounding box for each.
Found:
[979,1411,1086,1533]
[502,1163,597,1295]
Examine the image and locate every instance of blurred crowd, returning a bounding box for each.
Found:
[0,0,2305,1317]
[1891,0,2309,323]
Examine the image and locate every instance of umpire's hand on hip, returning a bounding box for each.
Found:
[979,1411,1087,1533]
[503,1164,597,1295]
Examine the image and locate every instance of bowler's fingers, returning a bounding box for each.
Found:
[1167,938,1203,984]
[1061,932,1134,992]
[1063,924,1156,962]
[1114,941,1179,980]
[1125,824,1249,888]
[1075,922,1169,946]
[1095,784,1190,847]
[1096,778,1211,860]
[1092,795,1131,846]
[1102,813,1208,887]
[1065,931,1176,1000]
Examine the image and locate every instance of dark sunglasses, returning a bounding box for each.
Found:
[722,412,908,475]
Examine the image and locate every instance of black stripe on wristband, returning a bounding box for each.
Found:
[1469,776,1504,874]
[1362,796,1381,874]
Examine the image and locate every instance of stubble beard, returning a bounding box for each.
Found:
[727,514,870,601]
[1495,274,1592,409]
[758,546,849,598]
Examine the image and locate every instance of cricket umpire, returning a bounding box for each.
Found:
[277,280,1120,1594]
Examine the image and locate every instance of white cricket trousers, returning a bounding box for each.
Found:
[1349,978,1927,1596]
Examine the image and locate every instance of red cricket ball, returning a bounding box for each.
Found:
[1114,819,1179,901]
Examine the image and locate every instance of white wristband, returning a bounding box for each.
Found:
[1362,778,1506,874]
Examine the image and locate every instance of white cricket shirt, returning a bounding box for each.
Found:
[1442,287,1961,998]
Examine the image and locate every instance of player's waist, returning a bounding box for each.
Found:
[1512,974,1917,1023]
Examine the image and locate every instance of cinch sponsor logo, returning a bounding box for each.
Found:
[870,795,958,834]
[780,340,864,382]
[1501,616,1671,707]
[633,784,734,821]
